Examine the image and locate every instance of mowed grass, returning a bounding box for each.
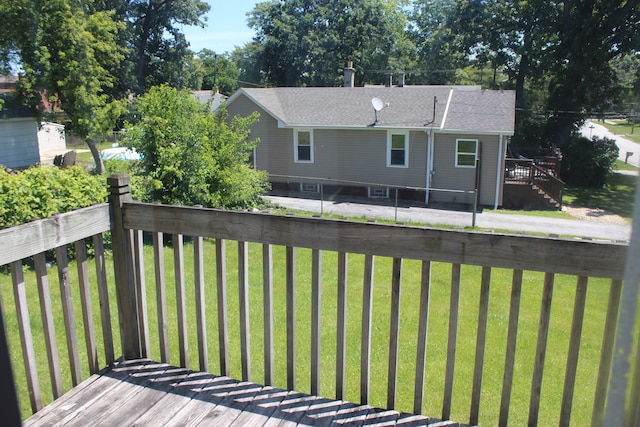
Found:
[0,237,625,425]
[564,172,637,220]
[597,120,640,143]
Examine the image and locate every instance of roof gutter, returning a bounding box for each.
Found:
[494,134,506,209]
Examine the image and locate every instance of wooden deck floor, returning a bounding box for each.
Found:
[23,359,458,426]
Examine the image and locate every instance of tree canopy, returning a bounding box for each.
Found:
[247,0,413,87]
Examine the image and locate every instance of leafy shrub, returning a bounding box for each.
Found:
[561,134,619,188]
[124,85,270,209]
[0,166,107,228]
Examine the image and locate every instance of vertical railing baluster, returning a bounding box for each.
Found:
[34,253,63,399]
[442,263,461,420]
[528,272,555,426]
[74,239,98,374]
[55,246,82,386]
[499,269,523,426]
[413,260,432,414]
[173,233,189,369]
[286,246,296,390]
[216,238,229,376]
[194,236,208,372]
[153,232,169,364]
[470,266,492,425]
[0,295,21,424]
[360,254,374,404]
[11,260,42,412]
[560,276,589,426]
[133,230,149,358]
[387,257,403,410]
[93,234,114,366]
[336,252,348,400]
[311,249,322,396]
[263,244,274,386]
[591,279,623,427]
[238,241,251,381]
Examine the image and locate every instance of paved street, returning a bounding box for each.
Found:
[264,195,632,242]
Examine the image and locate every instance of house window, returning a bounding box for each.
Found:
[300,183,319,193]
[368,186,389,199]
[387,131,409,168]
[456,139,478,167]
[294,129,313,163]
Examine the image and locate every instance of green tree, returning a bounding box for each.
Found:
[198,49,240,95]
[87,0,210,94]
[124,85,269,208]
[0,0,128,173]
[448,0,640,148]
[247,0,413,87]
[408,0,462,85]
[561,134,619,188]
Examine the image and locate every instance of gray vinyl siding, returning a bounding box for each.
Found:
[227,95,429,189]
[260,128,428,188]
[431,134,502,206]
[0,118,40,169]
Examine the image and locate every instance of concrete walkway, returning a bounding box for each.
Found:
[264,195,633,242]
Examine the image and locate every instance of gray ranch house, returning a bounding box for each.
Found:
[225,81,515,209]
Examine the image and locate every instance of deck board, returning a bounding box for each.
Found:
[24,359,457,426]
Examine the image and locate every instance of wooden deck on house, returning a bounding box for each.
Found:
[23,359,446,427]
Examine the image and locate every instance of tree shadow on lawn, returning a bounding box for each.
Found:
[564,173,637,219]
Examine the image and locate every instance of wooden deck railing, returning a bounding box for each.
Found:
[0,203,115,417]
[1,173,638,426]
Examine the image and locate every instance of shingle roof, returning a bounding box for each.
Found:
[229,86,515,134]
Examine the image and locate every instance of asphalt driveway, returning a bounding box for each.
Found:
[264,195,632,242]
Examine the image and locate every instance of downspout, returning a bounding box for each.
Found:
[494,135,504,209]
[425,129,434,204]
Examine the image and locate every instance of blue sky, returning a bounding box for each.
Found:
[181,0,259,53]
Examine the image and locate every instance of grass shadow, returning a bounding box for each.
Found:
[563,173,637,219]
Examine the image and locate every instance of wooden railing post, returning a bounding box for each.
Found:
[108,174,142,359]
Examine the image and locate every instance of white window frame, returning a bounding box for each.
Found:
[386,131,409,168]
[368,186,389,199]
[294,129,314,163]
[300,183,320,193]
[455,138,478,168]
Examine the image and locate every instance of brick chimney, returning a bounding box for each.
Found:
[398,72,405,87]
[344,62,355,88]
[384,72,393,87]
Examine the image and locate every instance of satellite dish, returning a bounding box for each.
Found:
[371,97,384,112]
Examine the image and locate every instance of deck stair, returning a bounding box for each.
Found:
[504,158,564,210]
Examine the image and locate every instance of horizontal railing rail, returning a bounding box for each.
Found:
[0,204,116,418]
[109,174,630,426]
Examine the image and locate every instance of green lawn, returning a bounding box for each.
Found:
[616,159,640,171]
[1,238,621,426]
[594,120,640,143]
[563,172,637,220]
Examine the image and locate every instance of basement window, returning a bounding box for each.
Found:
[300,183,319,193]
